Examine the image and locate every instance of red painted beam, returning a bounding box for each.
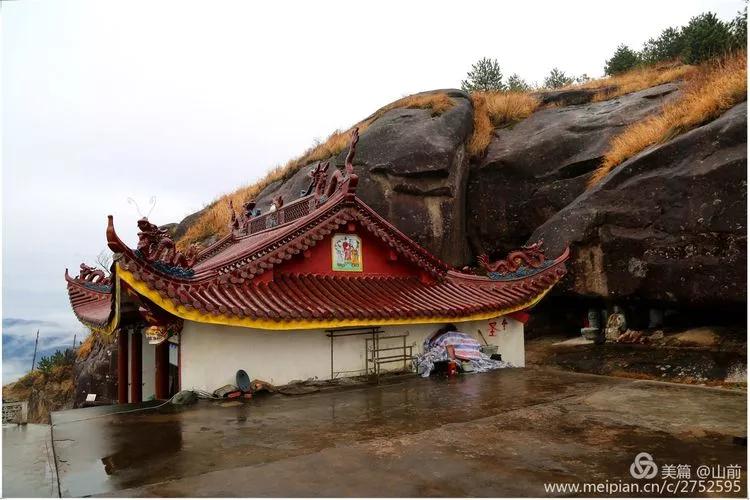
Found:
[117,329,129,404]
[155,341,170,400]
[130,329,142,403]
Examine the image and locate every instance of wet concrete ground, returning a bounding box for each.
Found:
[47,368,746,497]
[2,424,59,497]
[526,336,747,387]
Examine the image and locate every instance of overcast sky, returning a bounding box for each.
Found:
[2,0,744,382]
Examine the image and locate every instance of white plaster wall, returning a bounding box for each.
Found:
[470,316,525,366]
[141,336,156,401]
[181,315,524,391]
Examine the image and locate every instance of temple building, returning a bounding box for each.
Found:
[65,130,569,403]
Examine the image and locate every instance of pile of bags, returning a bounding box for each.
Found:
[414,330,513,377]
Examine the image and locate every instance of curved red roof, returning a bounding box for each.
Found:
[64,269,115,330]
[66,130,569,330]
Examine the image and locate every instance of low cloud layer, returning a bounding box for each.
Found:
[3,317,80,382]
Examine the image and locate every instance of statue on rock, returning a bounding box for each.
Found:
[605,306,628,342]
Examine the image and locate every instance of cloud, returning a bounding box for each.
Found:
[2,316,80,383]
[3,358,32,386]
[3,317,60,328]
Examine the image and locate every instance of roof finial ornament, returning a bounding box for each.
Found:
[76,263,111,285]
[308,128,361,205]
[136,218,199,272]
[229,200,240,231]
[304,161,331,198]
[342,127,360,196]
[344,127,359,175]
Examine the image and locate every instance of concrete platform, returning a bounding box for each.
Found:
[2,424,59,497]
[46,368,746,497]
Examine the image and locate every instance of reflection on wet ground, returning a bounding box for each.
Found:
[45,367,746,497]
[2,424,58,497]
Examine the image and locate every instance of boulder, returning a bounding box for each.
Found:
[73,335,117,407]
[255,166,325,212]
[467,83,680,257]
[531,102,747,307]
[172,204,213,241]
[256,89,475,265]
[338,89,474,265]
[171,84,746,311]
[532,86,615,107]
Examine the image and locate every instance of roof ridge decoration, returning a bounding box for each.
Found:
[72,126,572,331]
[478,239,557,281]
[107,216,200,279]
[64,262,118,332]
[223,128,361,242]
[70,263,112,289]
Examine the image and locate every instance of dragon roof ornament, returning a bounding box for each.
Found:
[478,240,556,281]
[110,217,200,278]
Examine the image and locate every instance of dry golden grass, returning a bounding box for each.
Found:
[2,363,74,402]
[466,63,693,158]
[567,61,699,102]
[467,93,492,157]
[467,91,540,157]
[76,329,114,360]
[484,91,540,124]
[3,372,35,401]
[77,333,96,360]
[589,52,747,187]
[177,60,714,245]
[178,92,455,247]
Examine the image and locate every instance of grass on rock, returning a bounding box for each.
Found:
[589,51,746,187]
[178,92,455,248]
[177,55,745,246]
[467,92,540,157]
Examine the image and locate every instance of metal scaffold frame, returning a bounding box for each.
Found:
[325,326,415,383]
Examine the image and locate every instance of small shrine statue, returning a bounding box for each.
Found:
[243,199,257,219]
[605,306,627,342]
[269,195,284,213]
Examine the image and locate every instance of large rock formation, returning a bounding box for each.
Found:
[73,335,117,407]
[252,89,475,265]
[175,85,746,309]
[467,83,680,256]
[531,102,747,307]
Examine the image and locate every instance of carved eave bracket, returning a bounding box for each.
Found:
[122,283,183,345]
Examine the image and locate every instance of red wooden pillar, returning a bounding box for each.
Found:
[130,329,143,403]
[117,329,129,404]
[155,341,170,400]
[177,333,182,393]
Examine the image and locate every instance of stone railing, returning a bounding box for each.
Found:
[2,401,28,424]
[246,195,317,234]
